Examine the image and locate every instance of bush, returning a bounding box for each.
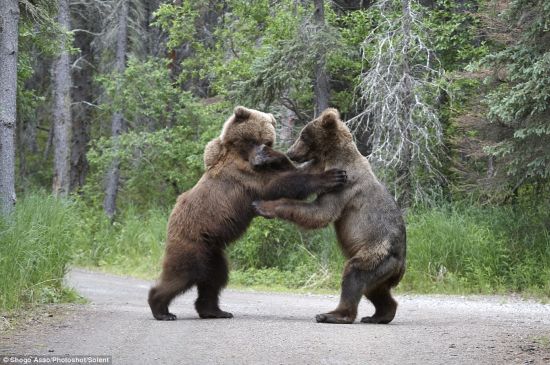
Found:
[70,200,549,297]
[228,218,345,289]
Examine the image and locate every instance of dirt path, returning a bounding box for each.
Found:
[2,269,549,364]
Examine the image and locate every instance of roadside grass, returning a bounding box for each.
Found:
[404,203,550,297]
[2,192,548,316]
[73,200,550,299]
[72,206,167,278]
[0,193,82,313]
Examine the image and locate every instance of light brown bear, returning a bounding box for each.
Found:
[254,108,406,324]
[148,106,347,321]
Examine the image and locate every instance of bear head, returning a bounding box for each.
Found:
[286,108,353,164]
[204,106,278,170]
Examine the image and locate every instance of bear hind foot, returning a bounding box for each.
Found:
[198,309,233,319]
[153,312,177,321]
[360,314,394,324]
[315,312,354,324]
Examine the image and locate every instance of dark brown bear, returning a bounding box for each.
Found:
[148,106,347,321]
[254,108,406,324]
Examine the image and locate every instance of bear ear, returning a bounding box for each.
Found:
[268,113,276,126]
[320,108,340,129]
[234,106,251,123]
[204,138,224,169]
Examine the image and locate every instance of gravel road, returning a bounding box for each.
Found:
[1,269,549,364]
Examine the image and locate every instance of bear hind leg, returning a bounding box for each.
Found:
[195,283,233,319]
[360,285,397,324]
[359,257,402,324]
[316,262,364,324]
[195,251,233,319]
[149,274,193,321]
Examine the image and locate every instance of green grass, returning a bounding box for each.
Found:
[403,204,550,296]
[72,206,167,278]
[3,192,548,314]
[73,200,550,298]
[0,193,81,312]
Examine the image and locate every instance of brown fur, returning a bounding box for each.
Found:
[254,108,406,324]
[148,106,347,321]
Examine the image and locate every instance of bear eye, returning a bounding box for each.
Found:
[265,141,273,147]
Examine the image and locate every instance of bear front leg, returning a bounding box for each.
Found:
[262,169,347,201]
[249,144,295,171]
[254,193,346,230]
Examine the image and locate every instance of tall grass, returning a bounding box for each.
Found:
[77,201,548,297]
[0,194,78,312]
[4,192,547,310]
[72,206,167,277]
[404,203,550,295]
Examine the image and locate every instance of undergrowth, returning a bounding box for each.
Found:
[73,200,550,298]
[2,192,548,316]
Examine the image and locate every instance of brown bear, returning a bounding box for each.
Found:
[253,108,406,324]
[148,106,347,321]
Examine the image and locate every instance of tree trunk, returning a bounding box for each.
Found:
[103,0,128,220]
[52,0,73,196]
[70,11,97,191]
[397,0,413,208]
[70,82,90,191]
[313,0,330,117]
[0,0,19,216]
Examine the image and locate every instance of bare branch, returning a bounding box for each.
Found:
[347,0,445,205]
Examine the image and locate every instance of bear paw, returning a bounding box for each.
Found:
[360,315,393,324]
[252,201,277,219]
[153,312,177,321]
[315,313,354,324]
[198,310,234,319]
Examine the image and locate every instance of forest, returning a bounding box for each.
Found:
[0,0,549,313]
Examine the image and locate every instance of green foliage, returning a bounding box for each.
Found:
[228,219,344,289]
[233,26,341,111]
[96,57,197,130]
[0,193,78,312]
[88,57,230,211]
[84,119,220,211]
[326,9,375,114]
[153,0,348,115]
[483,0,550,182]
[152,2,200,51]
[424,0,488,71]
